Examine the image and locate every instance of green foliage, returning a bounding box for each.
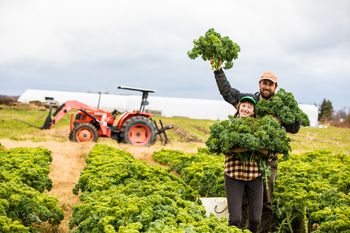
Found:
[187,28,240,70]
[206,115,291,156]
[274,150,350,232]
[300,111,310,127]
[0,147,52,192]
[0,182,63,227]
[318,99,334,122]
[0,147,63,231]
[0,216,29,233]
[255,88,310,126]
[153,149,225,197]
[71,144,243,232]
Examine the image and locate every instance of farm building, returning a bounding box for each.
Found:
[18,89,319,127]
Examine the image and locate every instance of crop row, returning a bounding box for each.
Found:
[274,151,350,232]
[70,144,244,233]
[0,146,63,232]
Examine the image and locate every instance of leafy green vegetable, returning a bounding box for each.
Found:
[256,88,310,126]
[0,147,63,231]
[153,149,225,197]
[206,115,291,157]
[274,151,350,232]
[187,28,240,70]
[0,216,29,233]
[0,147,52,192]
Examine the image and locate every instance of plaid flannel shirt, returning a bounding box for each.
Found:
[224,155,261,181]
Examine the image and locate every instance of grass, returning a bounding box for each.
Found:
[153,115,214,143]
[0,104,71,141]
[289,126,350,155]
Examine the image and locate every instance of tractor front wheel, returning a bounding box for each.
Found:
[71,123,98,142]
[120,116,157,146]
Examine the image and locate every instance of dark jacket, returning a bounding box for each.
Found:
[214,69,300,134]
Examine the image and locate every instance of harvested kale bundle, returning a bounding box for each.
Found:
[187,28,240,70]
[206,115,291,156]
[256,88,310,126]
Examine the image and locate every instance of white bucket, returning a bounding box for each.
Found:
[200,197,228,219]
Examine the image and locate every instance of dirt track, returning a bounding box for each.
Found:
[1,139,203,232]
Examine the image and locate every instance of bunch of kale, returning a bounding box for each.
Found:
[187,28,240,70]
[206,115,291,156]
[256,88,310,126]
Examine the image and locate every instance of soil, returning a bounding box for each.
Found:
[0,138,204,232]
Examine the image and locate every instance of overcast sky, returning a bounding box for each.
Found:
[1,0,349,111]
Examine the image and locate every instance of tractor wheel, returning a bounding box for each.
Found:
[71,123,98,143]
[120,116,157,146]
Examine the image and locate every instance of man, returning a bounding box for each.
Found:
[214,67,300,232]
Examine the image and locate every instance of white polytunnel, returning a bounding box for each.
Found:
[18,89,319,127]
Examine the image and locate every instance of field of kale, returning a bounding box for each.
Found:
[0,103,350,232]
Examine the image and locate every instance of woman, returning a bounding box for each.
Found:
[225,95,263,233]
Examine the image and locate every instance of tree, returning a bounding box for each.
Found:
[333,109,347,121]
[332,108,350,128]
[318,99,334,122]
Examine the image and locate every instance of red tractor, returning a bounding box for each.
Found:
[36,86,172,145]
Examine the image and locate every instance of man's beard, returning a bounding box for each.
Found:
[261,90,274,99]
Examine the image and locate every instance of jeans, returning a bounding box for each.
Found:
[225,174,263,233]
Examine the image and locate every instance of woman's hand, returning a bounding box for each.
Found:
[230,147,247,153]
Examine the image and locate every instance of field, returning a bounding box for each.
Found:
[1,103,350,232]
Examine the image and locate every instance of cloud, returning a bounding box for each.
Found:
[0,0,349,110]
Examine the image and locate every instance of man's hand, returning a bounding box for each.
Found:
[210,57,222,70]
